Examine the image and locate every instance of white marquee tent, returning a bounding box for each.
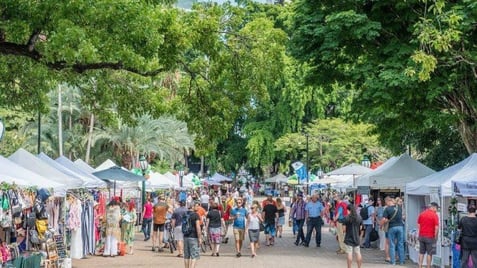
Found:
[404,153,477,267]
[56,156,107,188]
[145,172,179,190]
[0,155,66,193]
[356,153,435,191]
[9,149,82,190]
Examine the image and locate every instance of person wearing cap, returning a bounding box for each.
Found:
[458,205,477,268]
[417,202,439,268]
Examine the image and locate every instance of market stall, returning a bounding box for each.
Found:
[405,153,477,267]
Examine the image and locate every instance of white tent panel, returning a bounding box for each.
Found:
[56,156,107,188]
[37,153,86,188]
[9,149,79,192]
[1,155,66,196]
[73,159,96,174]
[95,159,119,171]
[407,153,477,197]
[357,154,434,190]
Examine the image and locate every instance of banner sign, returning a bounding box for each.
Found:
[453,180,477,197]
[292,161,308,184]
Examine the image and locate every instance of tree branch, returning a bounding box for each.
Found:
[0,41,167,76]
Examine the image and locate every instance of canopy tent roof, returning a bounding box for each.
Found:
[9,149,81,190]
[56,156,106,188]
[183,173,201,188]
[93,166,146,182]
[95,159,118,172]
[36,153,87,188]
[327,163,372,176]
[264,174,288,184]
[357,153,435,190]
[406,153,477,197]
[210,173,233,183]
[73,159,96,174]
[145,172,179,190]
[0,155,64,190]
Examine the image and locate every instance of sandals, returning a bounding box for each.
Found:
[176,254,183,258]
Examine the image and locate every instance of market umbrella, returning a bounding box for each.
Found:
[93,166,146,196]
[327,163,372,176]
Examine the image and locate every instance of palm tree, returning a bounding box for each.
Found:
[93,114,195,169]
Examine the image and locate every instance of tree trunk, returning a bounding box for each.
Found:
[85,113,94,163]
[57,84,63,156]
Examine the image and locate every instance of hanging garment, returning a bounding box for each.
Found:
[69,199,83,259]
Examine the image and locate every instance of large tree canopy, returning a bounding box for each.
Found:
[289,0,477,160]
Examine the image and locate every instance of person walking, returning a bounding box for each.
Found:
[304,194,325,247]
[230,197,248,257]
[152,196,168,252]
[183,204,202,268]
[291,193,306,246]
[262,194,278,246]
[375,197,386,251]
[417,202,439,268]
[341,203,363,268]
[276,197,286,238]
[103,199,121,257]
[206,202,225,256]
[458,205,477,268]
[121,200,137,255]
[361,198,376,249]
[334,194,349,254]
[172,201,188,258]
[247,203,263,258]
[382,196,405,265]
[142,198,153,241]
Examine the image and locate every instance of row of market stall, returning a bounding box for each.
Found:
[0,149,168,267]
[264,153,477,268]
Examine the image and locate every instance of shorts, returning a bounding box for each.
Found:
[277,216,285,226]
[345,244,360,255]
[248,229,260,242]
[174,226,184,241]
[233,228,245,241]
[419,237,436,255]
[208,227,222,244]
[264,223,276,237]
[153,223,165,232]
[184,237,200,259]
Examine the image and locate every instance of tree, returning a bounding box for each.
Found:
[274,118,390,172]
[288,0,476,168]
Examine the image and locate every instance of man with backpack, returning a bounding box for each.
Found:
[182,203,202,268]
[361,198,375,249]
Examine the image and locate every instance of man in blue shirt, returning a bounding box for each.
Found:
[230,197,248,257]
[304,194,325,247]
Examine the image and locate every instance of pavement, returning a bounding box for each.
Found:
[73,200,416,268]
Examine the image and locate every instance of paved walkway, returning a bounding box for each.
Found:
[73,202,416,267]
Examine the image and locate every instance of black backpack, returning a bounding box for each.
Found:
[360,205,369,220]
[181,211,194,236]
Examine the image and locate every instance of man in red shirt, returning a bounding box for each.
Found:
[417,202,439,268]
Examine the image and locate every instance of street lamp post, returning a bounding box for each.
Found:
[0,118,5,142]
[361,155,371,168]
[139,155,149,210]
[178,165,184,188]
[305,132,310,195]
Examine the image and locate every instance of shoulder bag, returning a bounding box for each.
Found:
[383,207,398,232]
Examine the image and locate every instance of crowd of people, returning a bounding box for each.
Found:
[96,186,477,268]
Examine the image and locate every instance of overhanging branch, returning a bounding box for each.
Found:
[0,41,167,76]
